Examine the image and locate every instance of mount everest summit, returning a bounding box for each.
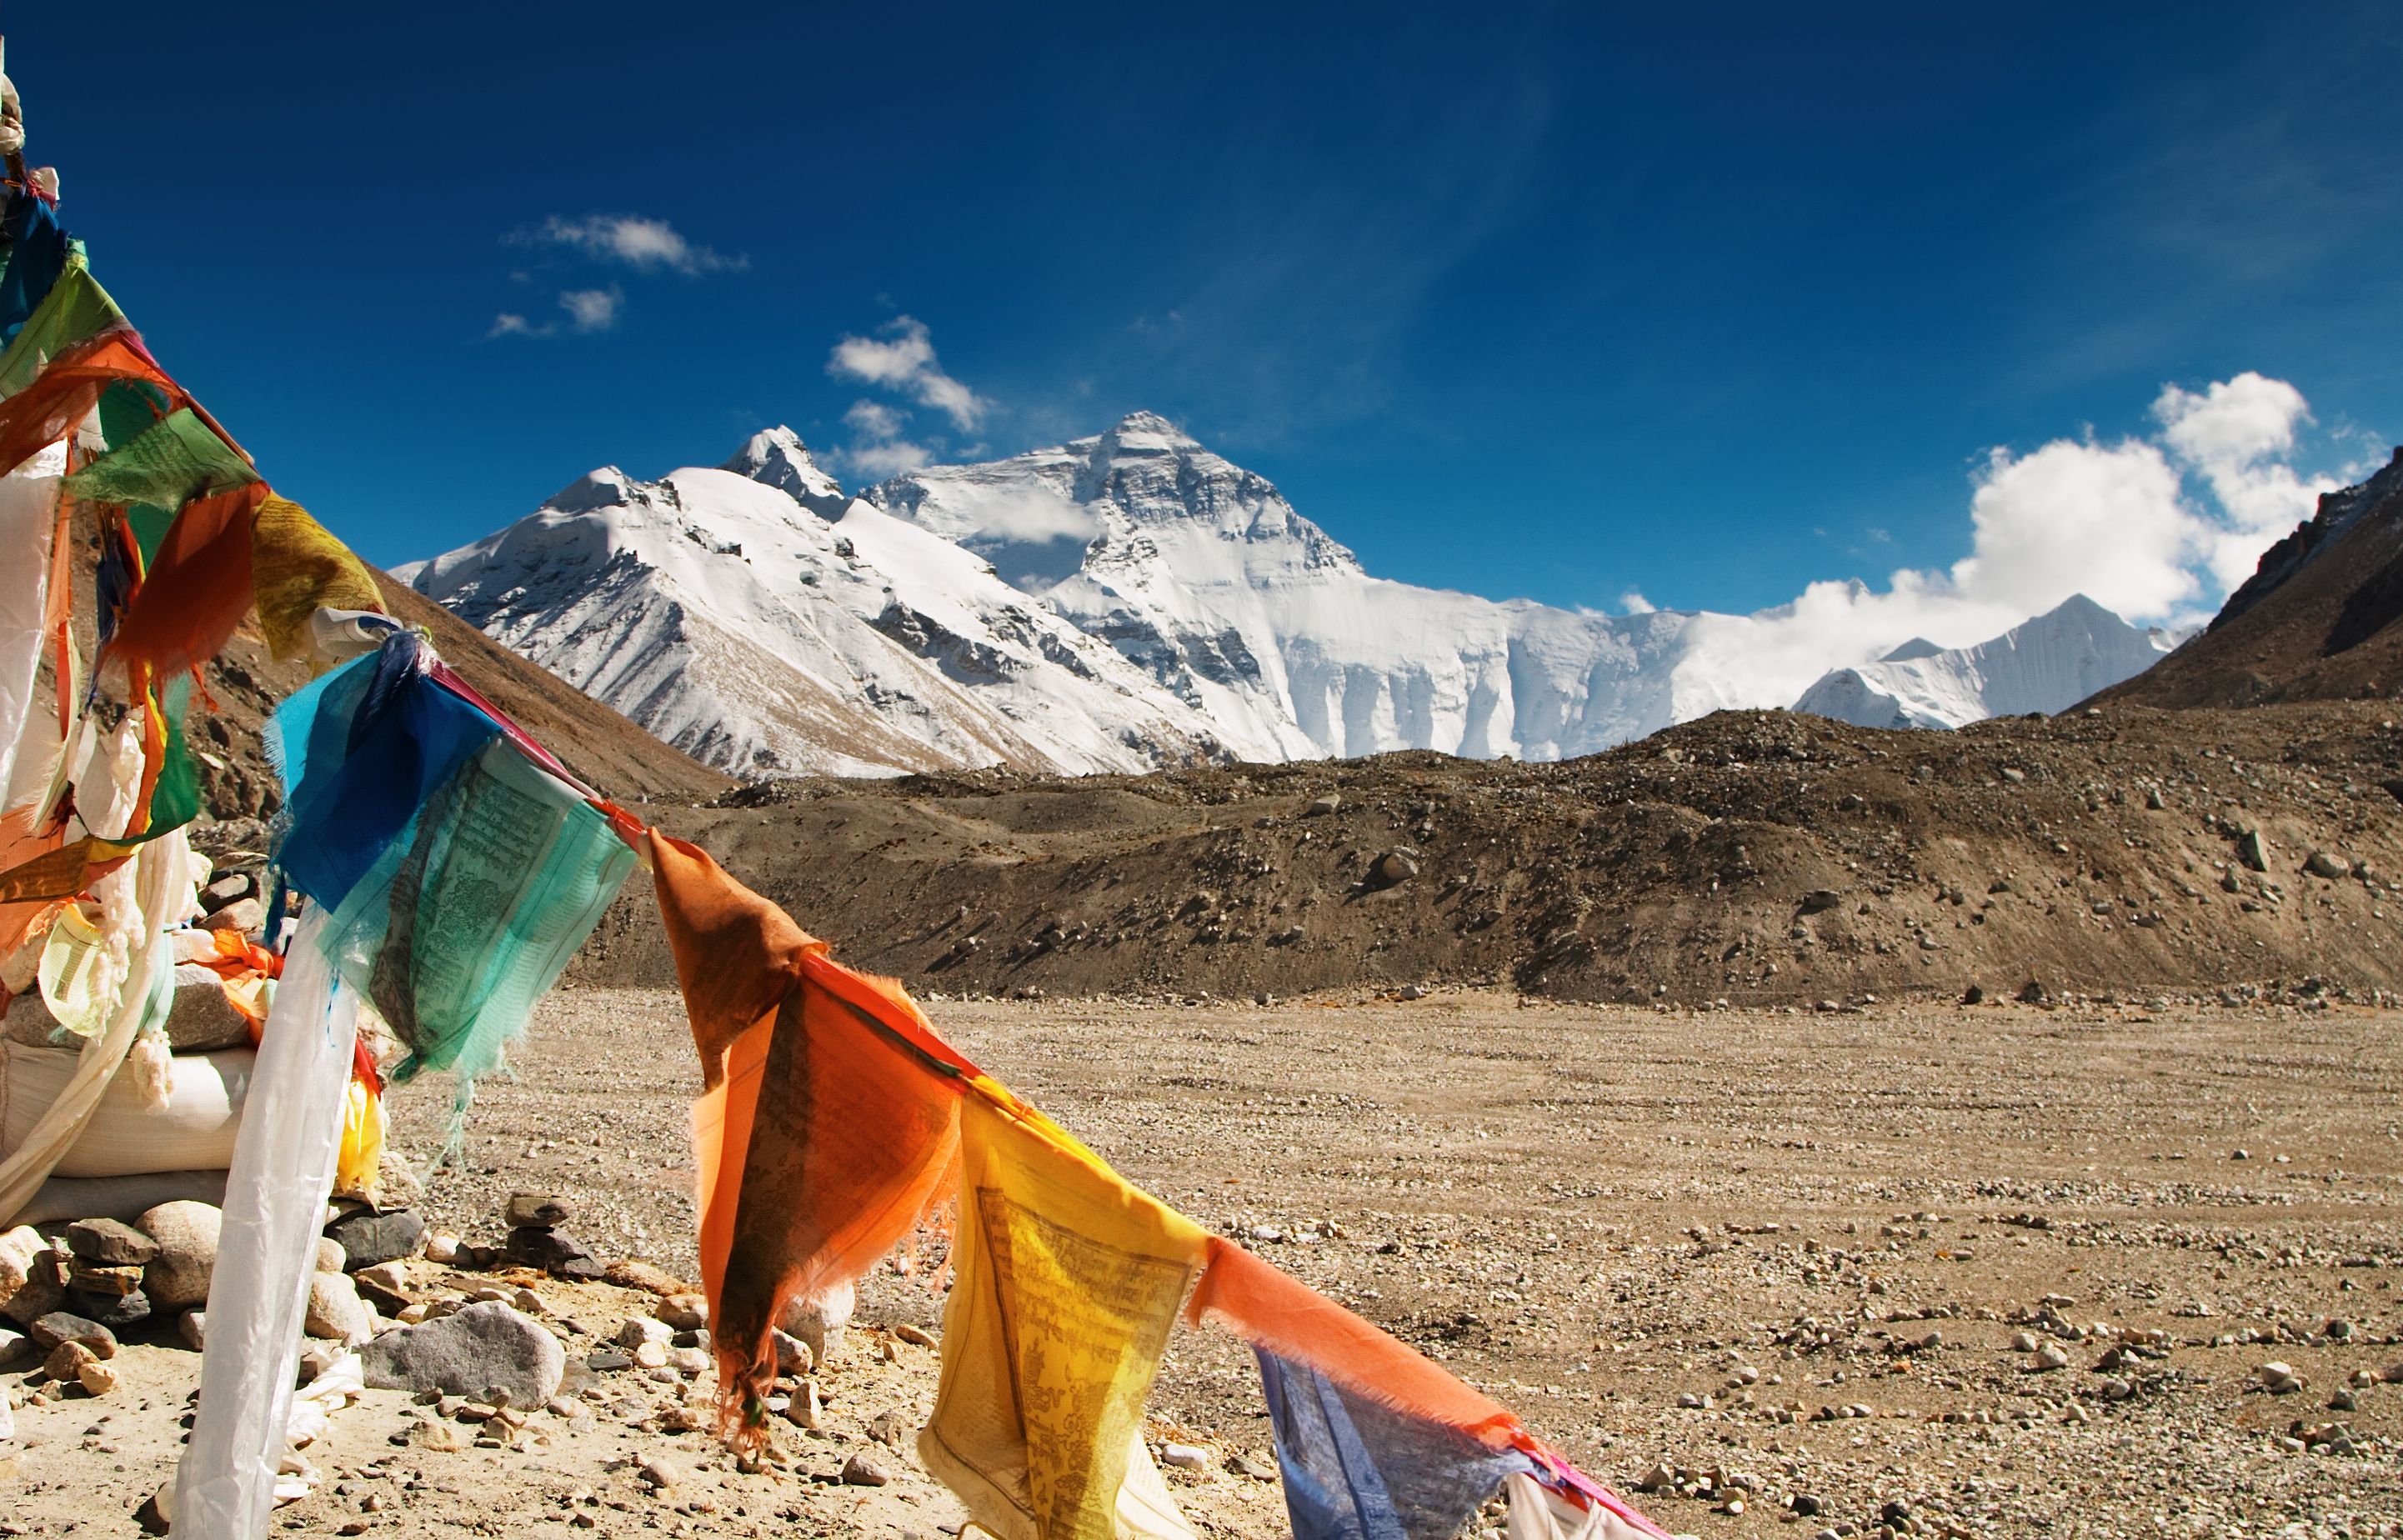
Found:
[397,412,2175,778]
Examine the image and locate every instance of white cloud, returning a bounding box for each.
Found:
[1619,590,1655,614]
[844,400,909,439]
[1949,437,2199,618]
[558,286,623,333]
[2152,371,2339,589]
[964,489,1100,546]
[837,399,934,479]
[828,317,989,431]
[488,286,623,339]
[526,214,746,274]
[1670,371,2359,714]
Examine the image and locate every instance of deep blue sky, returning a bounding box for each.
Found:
[14,3,2400,612]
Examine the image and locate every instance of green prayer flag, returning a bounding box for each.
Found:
[0,259,123,398]
[63,406,255,508]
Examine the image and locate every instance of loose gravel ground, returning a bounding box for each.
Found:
[13,987,2402,1538]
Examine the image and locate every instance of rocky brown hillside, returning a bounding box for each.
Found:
[2100,448,2403,710]
[573,701,2403,1008]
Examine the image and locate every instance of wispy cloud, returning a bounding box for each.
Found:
[828,317,989,431]
[518,213,747,275]
[838,398,935,479]
[487,212,741,339]
[489,284,624,340]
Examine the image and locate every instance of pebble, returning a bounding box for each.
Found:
[306,1270,377,1344]
[2032,1344,2069,1371]
[637,1454,687,1491]
[359,1301,566,1406]
[43,1339,98,1382]
[658,1294,711,1332]
[602,1259,687,1297]
[632,1340,668,1370]
[323,1208,427,1271]
[841,1452,894,1487]
[1160,1442,1214,1470]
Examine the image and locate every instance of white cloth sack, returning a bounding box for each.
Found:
[0,1040,254,1176]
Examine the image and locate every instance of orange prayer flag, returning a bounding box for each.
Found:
[1186,1234,1523,1446]
[105,482,268,680]
[651,829,970,1451]
[0,328,182,477]
[650,832,821,1086]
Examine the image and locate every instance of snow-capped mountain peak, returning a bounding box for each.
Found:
[397,439,1228,778]
[405,420,2185,781]
[1790,593,2175,729]
[722,425,849,520]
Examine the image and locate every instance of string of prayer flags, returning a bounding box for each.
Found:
[0,132,1675,1540]
[653,833,968,1447]
[920,1089,1209,1540]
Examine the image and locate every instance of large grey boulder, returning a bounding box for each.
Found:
[359,1302,564,1405]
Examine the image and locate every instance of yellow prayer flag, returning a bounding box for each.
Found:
[919,1083,1207,1540]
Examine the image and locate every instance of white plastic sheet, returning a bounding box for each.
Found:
[0,445,62,802]
[172,910,358,1540]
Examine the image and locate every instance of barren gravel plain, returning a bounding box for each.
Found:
[12,986,2403,1539]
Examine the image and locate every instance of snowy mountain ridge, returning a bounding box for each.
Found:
[1790,595,2179,730]
[399,412,2175,778]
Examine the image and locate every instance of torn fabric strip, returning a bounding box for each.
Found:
[171,908,359,1539]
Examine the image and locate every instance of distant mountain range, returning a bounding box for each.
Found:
[1790,595,2179,730]
[398,413,2182,776]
